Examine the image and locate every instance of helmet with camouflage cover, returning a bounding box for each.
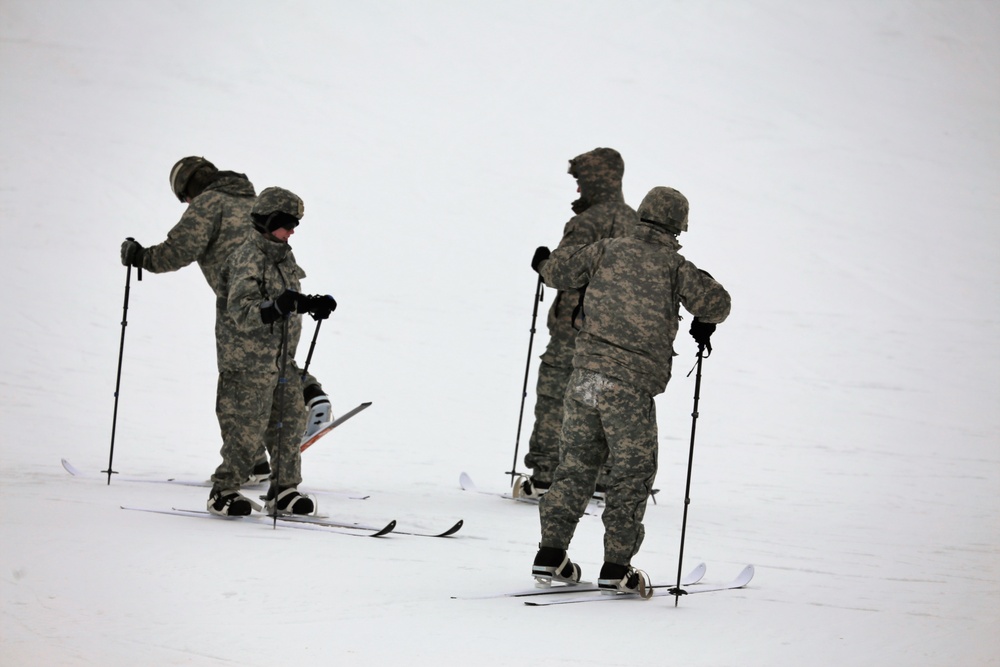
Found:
[251,187,305,233]
[637,186,689,235]
[169,156,217,202]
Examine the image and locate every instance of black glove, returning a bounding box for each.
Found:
[260,289,300,324]
[531,246,551,273]
[302,294,337,321]
[120,239,145,268]
[689,317,716,354]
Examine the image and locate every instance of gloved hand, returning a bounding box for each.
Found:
[689,317,716,354]
[531,246,551,273]
[302,294,337,321]
[260,289,301,324]
[120,239,145,268]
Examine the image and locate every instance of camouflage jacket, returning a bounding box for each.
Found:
[544,151,638,352]
[140,173,257,299]
[540,222,731,396]
[218,232,305,373]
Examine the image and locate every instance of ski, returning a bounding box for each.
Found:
[523,565,754,606]
[453,562,706,600]
[274,513,463,538]
[120,506,395,537]
[301,401,372,451]
[458,472,599,515]
[62,459,370,500]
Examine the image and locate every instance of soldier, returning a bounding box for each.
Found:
[518,147,638,500]
[528,186,731,595]
[209,186,336,516]
[120,158,334,483]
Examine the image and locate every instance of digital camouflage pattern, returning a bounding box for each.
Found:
[252,186,305,219]
[139,172,257,298]
[137,171,327,409]
[211,231,308,490]
[537,188,731,566]
[539,368,658,564]
[219,232,305,373]
[525,147,639,484]
[636,185,689,234]
[540,221,731,396]
[169,156,217,202]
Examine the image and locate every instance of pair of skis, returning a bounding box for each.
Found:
[454,562,753,606]
[523,564,754,606]
[119,506,462,538]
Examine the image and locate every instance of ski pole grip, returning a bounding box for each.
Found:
[126,237,142,281]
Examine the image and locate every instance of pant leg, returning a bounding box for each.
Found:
[213,370,277,490]
[599,379,658,565]
[538,369,608,550]
[265,361,307,487]
[524,360,573,484]
[525,321,577,483]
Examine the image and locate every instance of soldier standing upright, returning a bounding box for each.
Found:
[529,186,732,595]
[518,147,638,499]
[209,187,336,516]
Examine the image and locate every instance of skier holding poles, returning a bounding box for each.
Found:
[208,186,336,516]
[515,147,638,500]
[528,186,731,596]
[119,157,335,483]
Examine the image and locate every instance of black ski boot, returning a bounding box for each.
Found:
[532,546,582,586]
[207,488,255,517]
[264,485,316,516]
[598,562,653,598]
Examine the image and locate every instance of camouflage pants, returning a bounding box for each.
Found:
[525,331,610,487]
[538,369,658,565]
[212,363,307,491]
[247,369,325,465]
[524,358,573,484]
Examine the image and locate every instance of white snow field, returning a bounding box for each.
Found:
[1,1,998,665]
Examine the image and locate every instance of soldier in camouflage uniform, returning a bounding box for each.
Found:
[528,186,731,595]
[519,148,639,499]
[120,158,334,482]
[208,187,337,516]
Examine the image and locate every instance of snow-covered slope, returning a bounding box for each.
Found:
[1,2,998,665]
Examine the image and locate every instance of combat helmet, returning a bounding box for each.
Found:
[637,186,689,235]
[169,156,217,202]
[251,187,305,233]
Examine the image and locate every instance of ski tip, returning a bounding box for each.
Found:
[61,458,80,475]
[372,519,396,537]
[735,564,755,587]
[437,519,464,537]
[458,472,475,491]
[361,401,373,407]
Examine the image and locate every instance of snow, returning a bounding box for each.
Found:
[1,1,998,665]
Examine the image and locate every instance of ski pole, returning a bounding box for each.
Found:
[272,315,291,528]
[301,319,322,378]
[508,274,544,485]
[104,240,141,484]
[670,345,707,606]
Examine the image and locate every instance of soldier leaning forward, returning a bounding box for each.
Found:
[528,186,731,596]
[119,158,335,485]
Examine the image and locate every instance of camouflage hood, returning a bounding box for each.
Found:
[568,147,625,209]
[201,172,256,200]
